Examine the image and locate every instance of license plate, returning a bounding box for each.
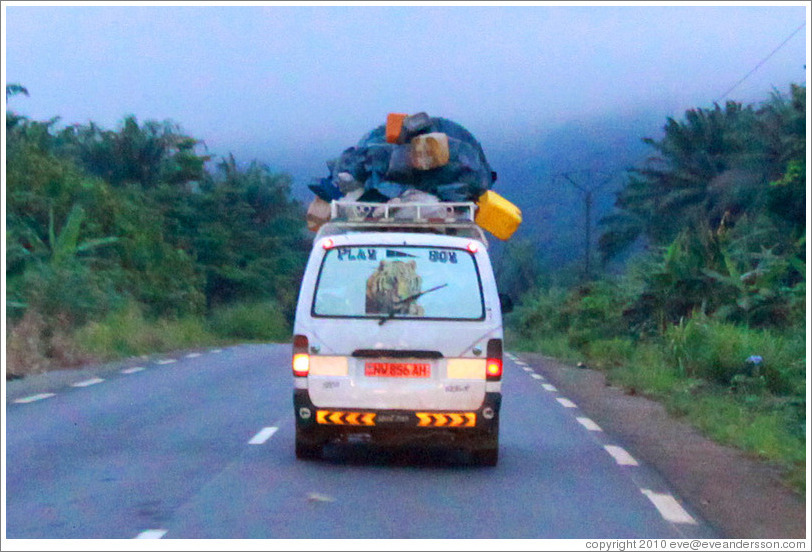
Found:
[365,362,431,378]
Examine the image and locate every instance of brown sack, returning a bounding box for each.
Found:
[411,132,450,170]
[306,197,331,232]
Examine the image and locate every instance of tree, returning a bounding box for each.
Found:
[598,84,806,332]
[65,116,209,189]
[5,83,29,99]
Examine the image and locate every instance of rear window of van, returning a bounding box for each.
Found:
[312,245,484,321]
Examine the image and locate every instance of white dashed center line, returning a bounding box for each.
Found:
[13,393,56,404]
[641,489,697,524]
[556,397,577,408]
[121,366,145,374]
[576,417,603,431]
[248,427,279,445]
[542,383,558,392]
[71,377,104,388]
[135,529,168,539]
[604,445,639,466]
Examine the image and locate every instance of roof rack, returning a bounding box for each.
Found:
[330,200,476,222]
[316,200,488,244]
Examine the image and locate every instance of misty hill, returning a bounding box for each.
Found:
[483,110,665,274]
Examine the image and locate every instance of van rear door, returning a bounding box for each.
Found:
[304,242,492,411]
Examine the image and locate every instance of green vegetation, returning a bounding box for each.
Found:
[74,302,218,360]
[507,84,807,493]
[6,83,309,377]
[207,300,290,342]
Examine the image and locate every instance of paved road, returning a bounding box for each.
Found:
[5,344,718,539]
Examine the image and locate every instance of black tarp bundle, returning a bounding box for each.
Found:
[309,115,497,204]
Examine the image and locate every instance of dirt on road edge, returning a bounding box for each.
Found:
[518,352,807,539]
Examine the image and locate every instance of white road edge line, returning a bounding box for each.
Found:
[211,349,223,353]
[641,489,697,524]
[531,373,543,379]
[135,529,168,539]
[576,416,603,431]
[185,352,202,358]
[13,393,56,404]
[156,359,177,365]
[542,383,558,392]
[71,377,104,388]
[248,426,279,445]
[604,444,639,466]
[121,366,145,374]
[556,397,577,408]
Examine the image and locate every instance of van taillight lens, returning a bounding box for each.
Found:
[486,338,503,380]
[292,335,309,377]
[486,359,502,378]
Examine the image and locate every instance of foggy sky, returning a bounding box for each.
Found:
[3,2,808,191]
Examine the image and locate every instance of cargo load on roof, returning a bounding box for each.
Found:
[306,112,522,241]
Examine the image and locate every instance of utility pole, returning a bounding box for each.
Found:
[560,171,614,281]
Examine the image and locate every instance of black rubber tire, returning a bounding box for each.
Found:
[295,439,322,460]
[295,427,323,460]
[471,446,498,467]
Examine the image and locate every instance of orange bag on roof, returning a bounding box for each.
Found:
[385,113,408,144]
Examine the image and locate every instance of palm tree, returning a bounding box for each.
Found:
[5,83,28,99]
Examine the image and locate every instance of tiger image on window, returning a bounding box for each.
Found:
[365,260,425,316]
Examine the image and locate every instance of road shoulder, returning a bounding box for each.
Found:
[517,352,807,539]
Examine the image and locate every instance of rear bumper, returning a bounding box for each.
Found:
[293,389,500,447]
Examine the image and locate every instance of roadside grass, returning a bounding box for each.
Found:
[77,300,291,359]
[207,300,290,343]
[505,323,807,495]
[506,329,585,365]
[75,302,221,360]
[7,300,292,379]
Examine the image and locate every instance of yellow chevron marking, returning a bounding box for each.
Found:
[416,412,477,427]
[317,411,375,425]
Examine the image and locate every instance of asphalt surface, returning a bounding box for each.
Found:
[5,344,718,539]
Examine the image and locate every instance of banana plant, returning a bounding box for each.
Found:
[10,203,119,268]
[48,204,119,266]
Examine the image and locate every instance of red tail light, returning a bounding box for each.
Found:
[292,334,309,377]
[486,338,503,380]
